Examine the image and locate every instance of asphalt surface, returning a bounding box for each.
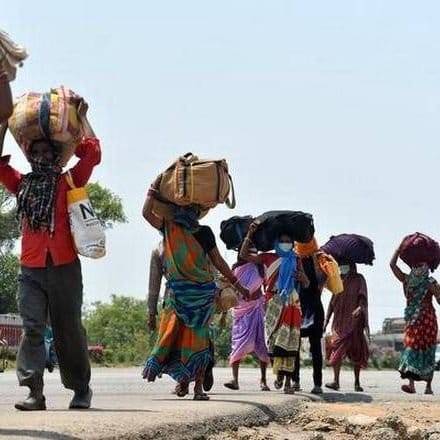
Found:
[0,367,439,440]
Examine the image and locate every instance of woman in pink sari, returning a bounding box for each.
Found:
[224,257,270,391]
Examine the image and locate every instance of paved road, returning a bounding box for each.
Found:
[0,367,439,440]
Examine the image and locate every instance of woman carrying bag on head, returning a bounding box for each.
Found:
[142,183,249,401]
[240,222,309,394]
[390,245,440,395]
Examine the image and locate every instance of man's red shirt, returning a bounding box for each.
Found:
[0,137,101,268]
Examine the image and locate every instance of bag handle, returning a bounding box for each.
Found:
[181,152,197,165]
[65,170,76,190]
[225,174,236,209]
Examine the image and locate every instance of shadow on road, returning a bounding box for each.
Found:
[0,429,81,440]
[152,396,292,418]
[48,408,155,413]
[317,392,373,403]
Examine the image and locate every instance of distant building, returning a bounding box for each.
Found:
[382,317,405,334]
[0,314,23,347]
[370,317,406,352]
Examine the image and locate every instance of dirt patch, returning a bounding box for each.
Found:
[209,401,440,440]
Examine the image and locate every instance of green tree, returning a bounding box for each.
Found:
[0,187,19,254]
[213,314,233,364]
[0,187,20,314]
[0,252,19,314]
[85,182,127,229]
[84,295,152,364]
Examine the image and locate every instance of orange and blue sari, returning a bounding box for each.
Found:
[142,223,216,385]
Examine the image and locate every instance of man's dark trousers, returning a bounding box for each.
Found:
[16,257,90,393]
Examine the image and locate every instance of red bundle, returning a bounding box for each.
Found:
[400,232,440,271]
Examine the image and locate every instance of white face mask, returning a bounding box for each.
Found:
[339,265,350,275]
[279,243,293,252]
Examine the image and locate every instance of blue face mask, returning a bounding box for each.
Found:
[279,243,293,252]
[339,265,350,275]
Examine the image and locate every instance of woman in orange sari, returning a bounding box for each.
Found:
[142,183,249,400]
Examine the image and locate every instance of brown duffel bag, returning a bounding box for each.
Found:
[155,152,236,209]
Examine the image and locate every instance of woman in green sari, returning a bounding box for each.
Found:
[142,183,249,400]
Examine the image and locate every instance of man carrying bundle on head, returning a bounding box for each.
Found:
[0,96,101,411]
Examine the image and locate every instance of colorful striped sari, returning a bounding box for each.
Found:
[261,253,302,376]
[143,223,216,385]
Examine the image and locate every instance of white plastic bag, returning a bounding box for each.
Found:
[66,172,106,259]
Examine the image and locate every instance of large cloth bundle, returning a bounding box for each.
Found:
[220,215,254,250]
[8,86,85,166]
[399,232,440,271]
[0,30,28,81]
[155,152,236,210]
[252,210,315,252]
[321,233,375,265]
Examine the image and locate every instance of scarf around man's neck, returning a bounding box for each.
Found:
[16,158,61,234]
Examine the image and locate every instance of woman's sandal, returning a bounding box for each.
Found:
[176,382,189,397]
[193,392,210,401]
[260,383,271,391]
[224,381,239,390]
[401,384,416,394]
[324,382,340,391]
[274,376,284,390]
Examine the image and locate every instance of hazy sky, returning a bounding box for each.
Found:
[3,1,440,331]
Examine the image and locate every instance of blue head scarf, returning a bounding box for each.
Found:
[173,206,200,231]
[274,240,297,303]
